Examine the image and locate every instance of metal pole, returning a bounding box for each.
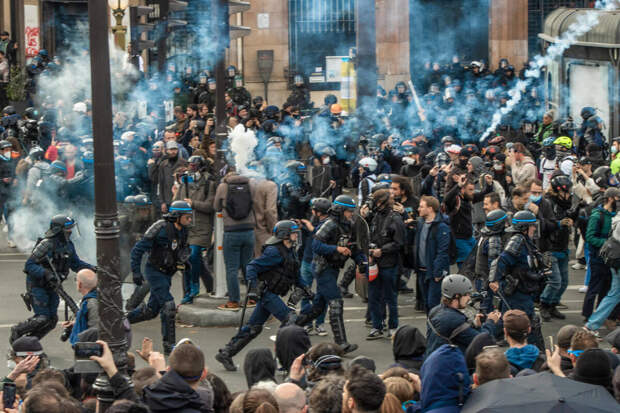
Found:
[88,0,128,411]
[355,0,377,115]
[213,0,230,174]
[157,0,169,73]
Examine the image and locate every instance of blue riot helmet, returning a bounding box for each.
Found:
[331,195,356,219]
[45,215,76,239]
[273,220,301,241]
[227,65,237,77]
[485,210,507,233]
[168,200,194,226]
[50,160,67,175]
[286,160,307,177]
[311,197,331,214]
[510,210,537,232]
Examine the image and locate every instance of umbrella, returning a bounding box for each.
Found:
[462,372,618,413]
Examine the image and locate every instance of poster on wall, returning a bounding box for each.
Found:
[24,4,40,58]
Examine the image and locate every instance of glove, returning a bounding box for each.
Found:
[133,273,143,286]
[301,285,315,301]
[44,271,59,289]
[247,285,258,302]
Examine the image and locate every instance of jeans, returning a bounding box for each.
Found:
[223,230,255,303]
[584,243,591,286]
[582,259,611,318]
[586,268,620,330]
[184,245,209,297]
[369,266,398,330]
[455,237,476,265]
[300,260,325,325]
[540,251,569,305]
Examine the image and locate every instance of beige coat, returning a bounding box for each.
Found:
[252,178,278,256]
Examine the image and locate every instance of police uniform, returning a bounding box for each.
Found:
[11,216,93,343]
[216,223,302,371]
[296,197,365,353]
[128,208,191,354]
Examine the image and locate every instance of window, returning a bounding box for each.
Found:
[289,0,356,90]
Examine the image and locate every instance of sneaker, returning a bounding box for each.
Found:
[315,325,328,336]
[215,351,237,371]
[217,301,240,311]
[366,329,383,340]
[571,263,585,270]
[582,326,600,338]
[180,295,193,305]
[578,285,588,293]
[304,325,316,335]
[387,328,397,338]
[7,240,15,248]
[246,299,257,308]
[364,320,373,327]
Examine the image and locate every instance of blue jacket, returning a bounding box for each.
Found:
[414,214,450,280]
[130,222,187,275]
[425,305,496,358]
[25,238,92,287]
[505,344,541,372]
[70,289,97,346]
[411,344,471,413]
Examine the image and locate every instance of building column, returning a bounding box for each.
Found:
[489,0,528,71]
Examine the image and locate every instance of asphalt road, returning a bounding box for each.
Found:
[0,232,602,392]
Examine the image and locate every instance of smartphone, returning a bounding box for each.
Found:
[548,335,554,351]
[3,382,16,409]
[74,342,103,359]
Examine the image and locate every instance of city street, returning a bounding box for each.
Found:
[0,230,603,392]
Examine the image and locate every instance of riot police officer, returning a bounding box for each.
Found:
[475,209,509,313]
[228,75,251,108]
[128,200,193,355]
[279,160,312,220]
[10,215,94,343]
[215,220,306,371]
[489,210,549,350]
[296,195,366,354]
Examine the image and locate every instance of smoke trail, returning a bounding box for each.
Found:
[229,124,258,174]
[479,1,617,142]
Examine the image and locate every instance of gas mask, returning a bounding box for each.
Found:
[543,146,556,160]
[402,157,416,166]
[322,156,330,165]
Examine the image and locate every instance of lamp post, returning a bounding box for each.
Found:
[110,0,129,51]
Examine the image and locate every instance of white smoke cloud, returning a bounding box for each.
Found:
[229,124,258,174]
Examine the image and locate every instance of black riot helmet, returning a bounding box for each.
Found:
[45,215,76,238]
[24,107,38,120]
[0,140,11,150]
[592,166,616,189]
[550,174,572,194]
[273,220,301,240]
[286,160,307,176]
[485,209,507,233]
[2,106,15,116]
[311,197,331,215]
[188,155,206,172]
[510,210,537,232]
[330,195,356,218]
[28,146,44,161]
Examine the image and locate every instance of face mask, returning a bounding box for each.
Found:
[322,157,330,165]
[403,157,415,166]
[612,146,618,155]
[7,360,16,370]
[493,163,503,171]
[530,194,542,203]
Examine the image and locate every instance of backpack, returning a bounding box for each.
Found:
[599,234,620,269]
[225,181,253,220]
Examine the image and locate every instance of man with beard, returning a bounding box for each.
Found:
[158,141,188,214]
[148,141,165,217]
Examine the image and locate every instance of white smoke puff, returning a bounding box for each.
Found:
[229,124,258,175]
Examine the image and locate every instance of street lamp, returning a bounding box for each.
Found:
[110,0,129,51]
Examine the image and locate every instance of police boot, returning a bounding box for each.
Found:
[339,264,356,299]
[328,299,358,354]
[549,304,566,320]
[215,325,261,371]
[539,303,552,322]
[161,301,177,356]
[10,315,50,344]
[128,302,157,324]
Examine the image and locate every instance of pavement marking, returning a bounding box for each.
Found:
[0,260,27,263]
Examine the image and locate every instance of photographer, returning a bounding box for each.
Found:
[62,269,98,346]
[365,189,406,340]
[425,274,500,357]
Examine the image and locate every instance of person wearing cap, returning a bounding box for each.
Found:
[11,215,94,344]
[158,139,188,214]
[583,187,620,325]
[489,210,546,349]
[425,274,500,357]
[128,200,193,355]
[3,336,46,389]
[502,309,546,374]
[534,110,556,143]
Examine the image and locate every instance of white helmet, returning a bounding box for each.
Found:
[359,157,378,172]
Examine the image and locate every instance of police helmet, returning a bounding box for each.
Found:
[376,173,392,184]
[28,146,44,160]
[2,106,15,116]
[264,105,279,118]
[371,182,391,193]
[441,274,473,299]
[124,195,136,204]
[401,145,420,156]
[168,200,193,218]
[252,96,264,106]
[358,157,378,173]
[24,107,38,119]
[485,210,507,232]
[593,166,614,189]
[134,194,151,206]
[0,140,11,150]
[441,136,455,145]
[550,174,572,193]
[45,215,76,237]
[324,94,338,105]
[188,155,206,170]
[511,210,537,232]
[38,49,49,58]
[311,197,331,214]
[82,151,94,165]
[286,160,307,175]
[273,220,300,240]
[331,195,356,215]
[50,160,66,173]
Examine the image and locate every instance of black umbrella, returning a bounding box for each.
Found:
[462,372,618,413]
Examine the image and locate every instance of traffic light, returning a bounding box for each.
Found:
[129,5,156,53]
[156,0,188,72]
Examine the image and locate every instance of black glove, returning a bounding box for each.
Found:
[247,285,258,302]
[133,273,143,286]
[44,271,59,289]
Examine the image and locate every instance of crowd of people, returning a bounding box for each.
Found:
[2,51,620,412]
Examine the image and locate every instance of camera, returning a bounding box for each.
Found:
[73,342,104,374]
[470,291,488,305]
[60,323,73,342]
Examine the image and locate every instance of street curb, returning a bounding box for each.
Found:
[177,296,243,327]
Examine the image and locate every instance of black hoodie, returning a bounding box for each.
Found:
[144,370,209,413]
[276,325,311,373]
[243,348,277,389]
[392,325,426,373]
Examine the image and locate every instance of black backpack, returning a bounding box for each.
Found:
[225,181,253,220]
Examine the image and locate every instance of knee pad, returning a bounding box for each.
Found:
[248,324,263,339]
[328,299,344,318]
[30,314,50,329]
[162,301,177,319]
